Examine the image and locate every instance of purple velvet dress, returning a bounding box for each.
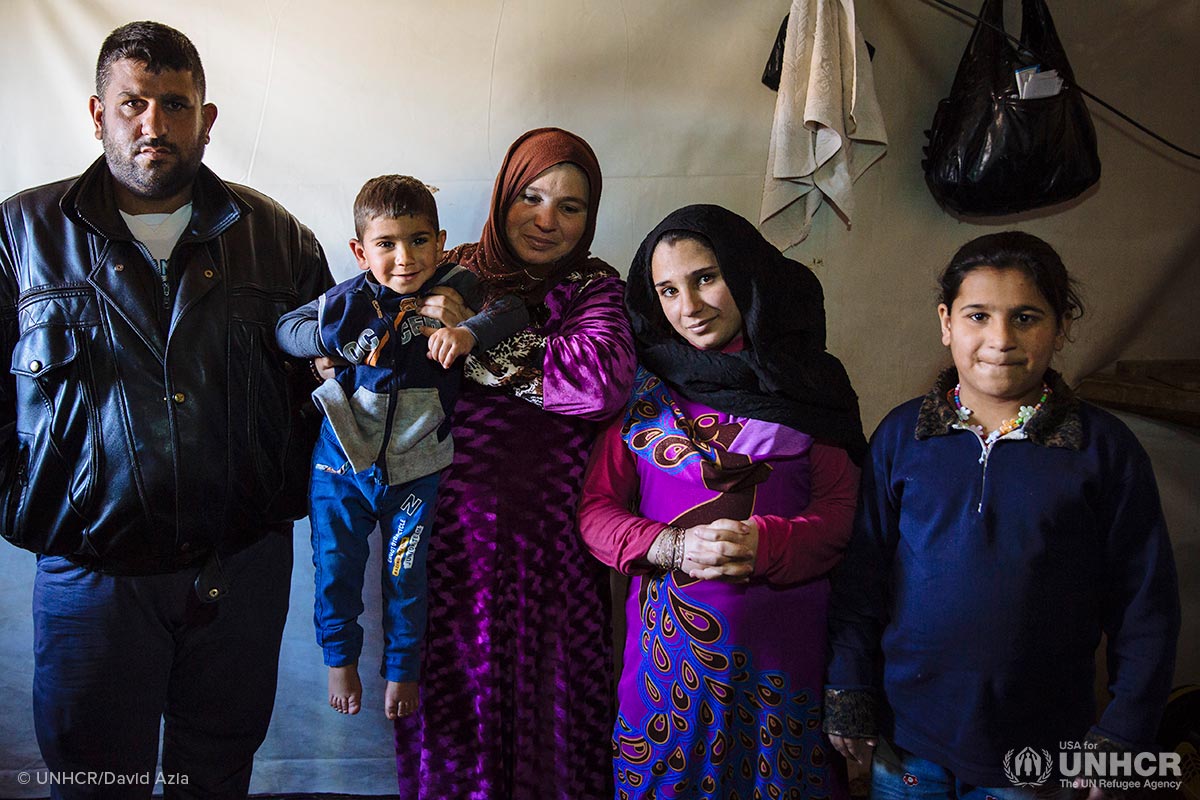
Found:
[393,271,635,799]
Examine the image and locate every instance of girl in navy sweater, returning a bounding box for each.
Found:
[824,232,1179,798]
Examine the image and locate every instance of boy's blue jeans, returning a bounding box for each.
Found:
[309,423,439,683]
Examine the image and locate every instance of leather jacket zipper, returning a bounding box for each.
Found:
[3,449,29,543]
[131,240,171,309]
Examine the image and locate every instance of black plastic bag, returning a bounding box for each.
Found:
[922,0,1100,215]
[762,14,875,92]
[762,15,789,91]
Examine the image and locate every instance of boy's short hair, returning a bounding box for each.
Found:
[96,21,206,100]
[354,175,439,239]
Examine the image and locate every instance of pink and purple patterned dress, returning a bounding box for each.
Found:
[581,368,858,799]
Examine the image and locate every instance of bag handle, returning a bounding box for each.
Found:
[1019,0,1077,81]
[950,0,1078,98]
[949,0,1009,97]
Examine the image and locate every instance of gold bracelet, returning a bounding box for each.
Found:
[656,525,685,572]
[647,533,663,570]
[652,526,678,572]
[658,528,674,571]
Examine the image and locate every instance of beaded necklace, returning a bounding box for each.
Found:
[950,383,1051,439]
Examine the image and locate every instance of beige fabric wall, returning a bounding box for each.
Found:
[798,0,1200,427]
[2,1,1196,428]
[1,1,1195,428]
[0,1,1195,791]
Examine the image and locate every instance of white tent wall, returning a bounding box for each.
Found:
[0,1,1195,795]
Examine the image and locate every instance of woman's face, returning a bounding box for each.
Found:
[650,237,743,350]
[504,163,590,266]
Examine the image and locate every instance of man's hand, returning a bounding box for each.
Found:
[425,326,476,369]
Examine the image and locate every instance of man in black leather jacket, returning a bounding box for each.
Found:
[0,21,332,797]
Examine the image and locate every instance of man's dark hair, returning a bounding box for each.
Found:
[354,175,440,240]
[96,21,206,100]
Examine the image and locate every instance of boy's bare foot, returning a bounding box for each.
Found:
[329,664,362,714]
[385,680,419,720]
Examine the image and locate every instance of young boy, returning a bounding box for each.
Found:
[276,175,528,718]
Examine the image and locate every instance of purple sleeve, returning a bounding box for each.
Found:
[542,276,636,421]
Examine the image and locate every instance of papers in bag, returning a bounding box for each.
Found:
[1014,65,1063,99]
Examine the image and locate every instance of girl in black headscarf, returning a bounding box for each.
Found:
[580,204,864,798]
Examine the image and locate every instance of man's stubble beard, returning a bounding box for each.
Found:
[102,131,206,204]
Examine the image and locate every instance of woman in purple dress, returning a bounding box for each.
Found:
[392,128,636,798]
[579,204,865,799]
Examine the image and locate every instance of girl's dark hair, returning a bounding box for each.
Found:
[939,231,1085,322]
[655,229,714,253]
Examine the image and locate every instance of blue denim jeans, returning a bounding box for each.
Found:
[309,423,439,682]
[33,529,293,799]
[871,739,1081,800]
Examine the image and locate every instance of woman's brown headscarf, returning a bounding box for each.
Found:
[447,127,613,305]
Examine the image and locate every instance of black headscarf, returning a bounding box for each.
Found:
[625,204,867,463]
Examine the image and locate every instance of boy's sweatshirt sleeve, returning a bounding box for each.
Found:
[275,298,328,358]
[460,294,529,354]
[823,417,900,739]
[437,265,530,353]
[1091,435,1180,751]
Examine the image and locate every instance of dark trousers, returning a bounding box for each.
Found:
[32,529,293,799]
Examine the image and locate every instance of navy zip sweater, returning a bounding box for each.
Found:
[825,369,1179,786]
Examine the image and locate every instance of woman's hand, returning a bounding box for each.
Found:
[828,735,876,766]
[419,286,470,328]
[682,518,759,583]
[312,355,344,381]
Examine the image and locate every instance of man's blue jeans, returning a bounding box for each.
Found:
[33,528,292,799]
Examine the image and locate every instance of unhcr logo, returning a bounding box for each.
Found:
[1004,744,1185,792]
[1059,748,1184,792]
[1003,747,1053,787]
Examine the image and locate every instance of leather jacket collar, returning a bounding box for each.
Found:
[59,155,250,244]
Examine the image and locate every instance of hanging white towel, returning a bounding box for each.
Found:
[759,0,888,250]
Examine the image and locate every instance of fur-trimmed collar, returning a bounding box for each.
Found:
[914,367,1082,450]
